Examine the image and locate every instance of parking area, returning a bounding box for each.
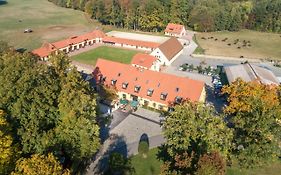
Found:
[109,108,164,155]
[107,31,169,43]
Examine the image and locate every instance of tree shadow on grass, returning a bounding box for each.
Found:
[95,135,135,174]
[0,0,7,6]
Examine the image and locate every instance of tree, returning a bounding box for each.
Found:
[11,153,70,175]
[222,79,281,168]
[195,152,225,175]
[0,41,9,54]
[161,101,233,174]
[0,110,19,174]
[56,68,100,161]
[138,141,149,158]
[0,51,100,170]
[107,152,134,175]
[189,5,216,32]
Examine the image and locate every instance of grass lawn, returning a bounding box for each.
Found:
[226,160,281,175]
[196,30,281,60]
[0,0,99,50]
[131,148,162,175]
[130,148,281,175]
[71,46,140,65]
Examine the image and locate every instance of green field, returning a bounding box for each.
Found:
[131,148,162,175]
[131,148,281,175]
[0,0,99,50]
[196,30,281,60]
[71,46,140,65]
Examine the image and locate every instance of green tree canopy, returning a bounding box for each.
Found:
[222,79,281,168]
[161,101,233,174]
[11,153,70,175]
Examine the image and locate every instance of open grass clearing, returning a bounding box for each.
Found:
[0,0,99,50]
[131,148,162,175]
[71,46,140,66]
[196,30,281,60]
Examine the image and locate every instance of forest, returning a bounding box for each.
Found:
[48,0,281,33]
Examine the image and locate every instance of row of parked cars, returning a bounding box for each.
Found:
[212,75,223,97]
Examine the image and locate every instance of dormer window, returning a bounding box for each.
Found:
[175,96,182,104]
[122,82,128,89]
[147,89,154,96]
[111,79,117,86]
[99,75,106,83]
[134,85,141,93]
[160,93,168,100]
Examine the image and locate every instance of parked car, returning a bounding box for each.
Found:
[24,29,33,33]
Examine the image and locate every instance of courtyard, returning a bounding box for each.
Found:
[71,46,140,66]
[109,108,165,156]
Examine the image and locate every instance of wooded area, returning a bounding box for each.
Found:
[48,0,281,33]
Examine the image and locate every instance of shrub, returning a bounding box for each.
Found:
[138,141,149,158]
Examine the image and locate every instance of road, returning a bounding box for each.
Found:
[167,39,281,77]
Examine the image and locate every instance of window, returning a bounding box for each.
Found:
[122,82,128,89]
[159,105,163,110]
[160,93,168,100]
[144,100,149,106]
[134,85,141,93]
[111,79,117,86]
[153,103,156,107]
[117,73,121,77]
[100,76,106,83]
[122,94,126,99]
[175,87,180,92]
[175,96,182,104]
[147,89,154,96]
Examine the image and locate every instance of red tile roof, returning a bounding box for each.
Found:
[32,42,57,58]
[131,53,157,68]
[103,36,160,49]
[32,30,105,58]
[158,37,183,61]
[93,59,205,105]
[165,23,185,35]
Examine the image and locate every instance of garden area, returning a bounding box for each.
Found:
[195,30,281,60]
[71,46,140,66]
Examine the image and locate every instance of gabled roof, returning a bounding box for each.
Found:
[32,42,57,57]
[103,36,160,49]
[224,63,279,85]
[52,30,105,48]
[165,23,185,35]
[131,53,157,68]
[93,59,205,105]
[32,30,105,57]
[158,37,183,61]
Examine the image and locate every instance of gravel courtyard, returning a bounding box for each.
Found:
[107,31,169,43]
[109,108,165,155]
